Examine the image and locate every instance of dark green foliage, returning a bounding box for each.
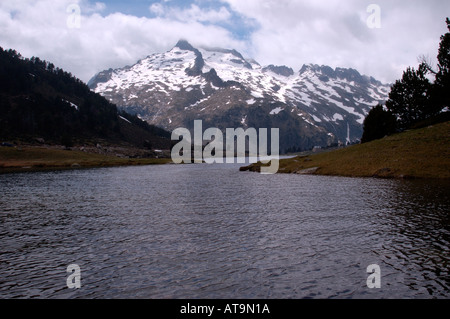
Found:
[365,18,450,139]
[0,47,171,147]
[0,47,118,139]
[61,133,74,148]
[385,64,433,130]
[361,104,397,143]
[118,110,170,139]
[434,18,450,109]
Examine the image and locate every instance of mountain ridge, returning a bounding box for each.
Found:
[89,40,391,152]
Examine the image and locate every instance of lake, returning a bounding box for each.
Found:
[0,162,449,299]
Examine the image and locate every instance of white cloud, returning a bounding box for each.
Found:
[223,0,450,83]
[89,2,106,13]
[150,3,165,16]
[0,0,449,84]
[151,3,231,23]
[0,0,243,83]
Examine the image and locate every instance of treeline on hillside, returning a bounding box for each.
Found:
[362,18,450,143]
[0,47,170,147]
[118,110,170,139]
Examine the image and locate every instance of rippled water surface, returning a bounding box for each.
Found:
[0,163,449,299]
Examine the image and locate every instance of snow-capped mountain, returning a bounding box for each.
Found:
[89,40,391,152]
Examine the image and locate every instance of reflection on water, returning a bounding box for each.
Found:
[0,163,448,299]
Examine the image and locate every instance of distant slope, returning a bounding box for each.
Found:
[241,121,450,179]
[0,47,171,150]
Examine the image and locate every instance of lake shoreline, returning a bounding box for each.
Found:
[3,121,449,178]
[0,145,173,174]
[240,121,450,180]
[240,160,449,180]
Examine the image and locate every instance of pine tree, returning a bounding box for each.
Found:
[434,18,450,109]
[385,63,433,130]
[361,104,397,143]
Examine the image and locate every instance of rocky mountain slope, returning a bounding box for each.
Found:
[89,40,391,152]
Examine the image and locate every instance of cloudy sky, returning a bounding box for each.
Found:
[0,0,448,84]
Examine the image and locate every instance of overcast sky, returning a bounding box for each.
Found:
[0,0,448,84]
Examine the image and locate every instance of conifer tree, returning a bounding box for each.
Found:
[361,104,397,143]
[434,18,450,109]
[385,63,432,130]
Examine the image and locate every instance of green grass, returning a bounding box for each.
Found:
[0,146,172,173]
[241,121,450,179]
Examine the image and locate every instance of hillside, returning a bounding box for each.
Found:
[0,47,171,151]
[240,121,450,179]
[89,40,390,153]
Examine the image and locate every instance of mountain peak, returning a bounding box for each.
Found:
[200,46,243,59]
[262,65,294,77]
[299,64,368,82]
[199,45,253,70]
[89,44,390,151]
[175,39,196,51]
[299,64,332,75]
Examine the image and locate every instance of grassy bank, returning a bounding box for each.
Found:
[0,146,172,173]
[241,121,450,179]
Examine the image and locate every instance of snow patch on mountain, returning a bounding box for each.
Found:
[119,115,131,124]
[62,99,79,110]
[270,107,284,115]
